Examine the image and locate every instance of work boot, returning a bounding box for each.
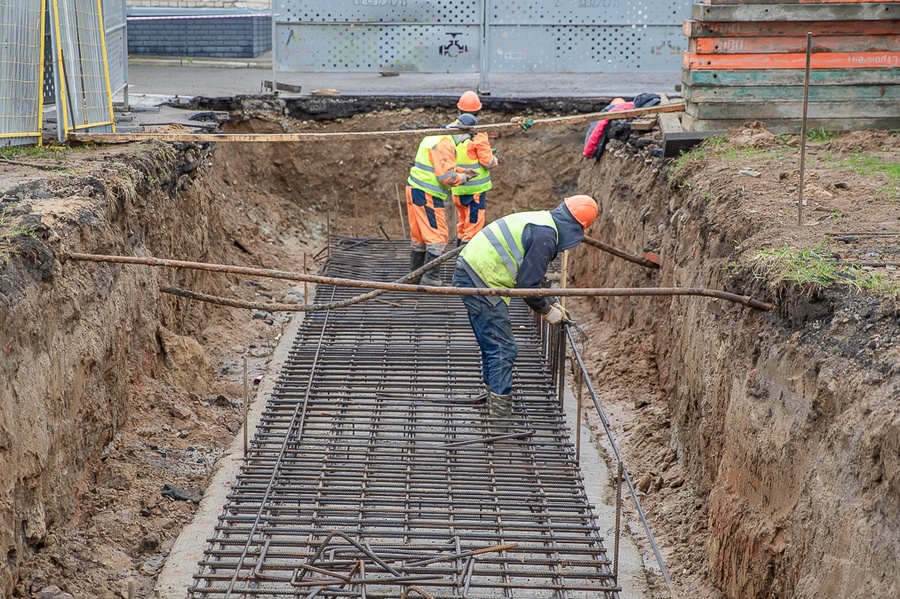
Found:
[488,392,513,420]
[408,250,426,283]
[420,251,444,286]
[487,392,514,437]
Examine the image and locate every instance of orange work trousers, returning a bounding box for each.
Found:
[453,192,486,242]
[406,185,448,254]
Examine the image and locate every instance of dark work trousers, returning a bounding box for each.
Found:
[452,264,517,396]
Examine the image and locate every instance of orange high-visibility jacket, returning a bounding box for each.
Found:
[465,132,498,170]
[430,137,468,188]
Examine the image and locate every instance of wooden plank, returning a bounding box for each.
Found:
[684,83,900,103]
[690,34,900,54]
[630,117,657,131]
[683,19,900,38]
[683,51,900,69]
[693,3,898,22]
[685,99,898,119]
[657,93,685,136]
[683,114,900,132]
[683,68,900,87]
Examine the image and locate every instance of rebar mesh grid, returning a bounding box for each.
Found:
[190,238,619,599]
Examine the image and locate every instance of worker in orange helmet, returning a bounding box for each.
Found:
[451,195,600,424]
[406,114,480,286]
[451,113,497,245]
[457,90,482,113]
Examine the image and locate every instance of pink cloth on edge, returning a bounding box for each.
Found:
[582,102,635,158]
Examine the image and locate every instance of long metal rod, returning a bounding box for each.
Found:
[798,31,812,226]
[582,236,659,269]
[66,250,772,310]
[70,103,686,143]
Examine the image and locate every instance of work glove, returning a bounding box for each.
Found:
[542,302,570,325]
[511,116,534,131]
[455,173,469,185]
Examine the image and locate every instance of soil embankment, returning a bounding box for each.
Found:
[1,140,306,598]
[570,130,899,598]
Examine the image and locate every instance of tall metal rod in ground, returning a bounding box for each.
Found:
[614,461,623,584]
[575,369,583,464]
[242,356,248,457]
[303,253,309,301]
[798,32,812,226]
[395,183,406,239]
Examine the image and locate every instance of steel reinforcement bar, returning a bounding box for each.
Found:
[189,238,620,599]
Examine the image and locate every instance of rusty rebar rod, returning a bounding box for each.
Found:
[582,235,660,269]
[66,250,772,310]
[161,282,773,311]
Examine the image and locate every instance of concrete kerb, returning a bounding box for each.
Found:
[129,55,273,70]
[561,384,653,598]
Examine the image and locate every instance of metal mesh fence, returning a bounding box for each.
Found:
[0,0,46,147]
[51,0,114,136]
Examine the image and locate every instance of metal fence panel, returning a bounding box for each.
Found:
[277,23,482,72]
[102,0,126,95]
[275,0,692,75]
[487,0,690,73]
[0,0,46,148]
[487,24,687,73]
[275,0,482,73]
[52,0,114,137]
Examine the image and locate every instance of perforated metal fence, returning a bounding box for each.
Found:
[274,0,692,79]
[1,0,46,148]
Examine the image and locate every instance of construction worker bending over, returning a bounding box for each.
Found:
[406,114,479,286]
[452,118,498,245]
[451,195,599,422]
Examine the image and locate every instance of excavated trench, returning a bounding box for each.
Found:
[1,99,897,599]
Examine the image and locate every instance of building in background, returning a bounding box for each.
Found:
[127,1,272,58]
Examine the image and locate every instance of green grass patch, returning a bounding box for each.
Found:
[806,127,842,143]
[0,207,38,263]
[746,243,900,296]
[0,144,71,162]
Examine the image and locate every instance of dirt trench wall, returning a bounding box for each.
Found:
[569,145,900,598]
[0,142,223,596]
[206,96,596,244]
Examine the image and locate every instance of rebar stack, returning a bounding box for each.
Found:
[190,238,619,599]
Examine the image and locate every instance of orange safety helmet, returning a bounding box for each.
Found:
[564,195,599,229]
[457,90,482,112]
